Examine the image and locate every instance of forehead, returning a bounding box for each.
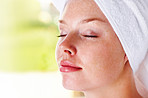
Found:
[60,0,108,24]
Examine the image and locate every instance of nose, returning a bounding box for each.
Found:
[59,34,77,56]
[63,45,76,56]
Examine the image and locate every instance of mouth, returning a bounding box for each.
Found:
[60,60,82,73]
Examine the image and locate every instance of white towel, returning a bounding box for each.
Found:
[51,0,148,97]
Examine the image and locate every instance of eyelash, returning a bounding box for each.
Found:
[57,34,98,38]
[57,34,67,37]
[83,35,98,38]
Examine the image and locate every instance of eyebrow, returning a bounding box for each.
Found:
[59,17,106,25]
[80,18,106,24]
[59,20,66,24]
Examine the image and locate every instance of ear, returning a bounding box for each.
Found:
[124,54,128,64]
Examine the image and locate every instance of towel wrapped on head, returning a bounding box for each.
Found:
[51,0,148,97]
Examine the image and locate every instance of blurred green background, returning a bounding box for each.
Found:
[0,0,59,72]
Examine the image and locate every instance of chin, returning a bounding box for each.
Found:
[62,77,87,91]
[62,80,82,91]
[63,85,87,92]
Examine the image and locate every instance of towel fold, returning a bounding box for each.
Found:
[51,0,148,97]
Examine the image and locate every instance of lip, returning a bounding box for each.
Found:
[60,60,82,73]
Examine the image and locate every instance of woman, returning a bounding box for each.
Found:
[51,0,148,97]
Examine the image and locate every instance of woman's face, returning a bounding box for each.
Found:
[56,0,126,91]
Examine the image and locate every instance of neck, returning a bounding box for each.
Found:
[83,63,142,98]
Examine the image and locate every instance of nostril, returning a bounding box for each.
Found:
[64,50,72,55]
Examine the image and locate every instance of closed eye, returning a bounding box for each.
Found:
[57,34,67,37]
[83,35,98,38]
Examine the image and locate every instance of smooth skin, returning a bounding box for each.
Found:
[55,0,142,98]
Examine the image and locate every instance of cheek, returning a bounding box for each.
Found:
[79,39,125,85]
[55,43,61,63]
